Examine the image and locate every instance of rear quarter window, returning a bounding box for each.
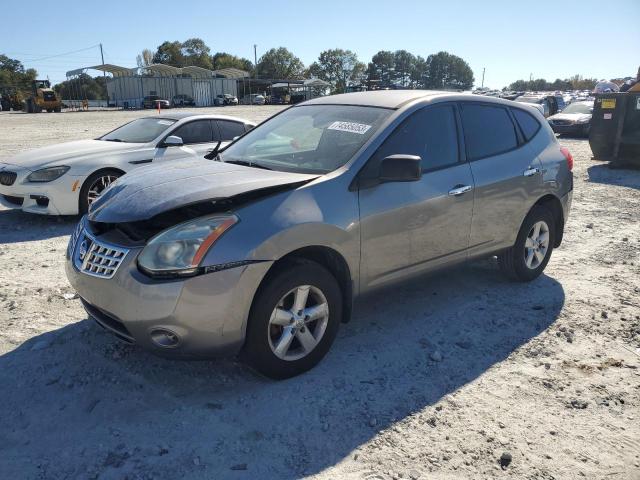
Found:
[460,104,518,160]
[512,108,541,142]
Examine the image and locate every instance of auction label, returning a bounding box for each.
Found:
[603,113,612,120]
[328,121,372,134]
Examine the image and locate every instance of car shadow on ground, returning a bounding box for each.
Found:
[0,259,565,479]
[0,209,78,243]
[587,163,640,190]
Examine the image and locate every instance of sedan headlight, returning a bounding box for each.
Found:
[137,214,238,278]
[576,117,591,124]
[27,166,70,183]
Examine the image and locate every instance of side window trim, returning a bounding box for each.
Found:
[458,101,522,162]
[210,120,222,142]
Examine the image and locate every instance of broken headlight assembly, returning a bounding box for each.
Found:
[137,214,238,278]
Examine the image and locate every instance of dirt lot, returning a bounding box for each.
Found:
[0,108,639,480]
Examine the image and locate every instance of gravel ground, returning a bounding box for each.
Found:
[0,109,639,480]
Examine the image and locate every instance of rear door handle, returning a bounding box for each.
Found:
[523,167,540,177]
[448,185,473,196]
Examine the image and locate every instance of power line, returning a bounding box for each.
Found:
[9,45,101,62]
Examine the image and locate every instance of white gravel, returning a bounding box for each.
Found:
[0,108,639,480]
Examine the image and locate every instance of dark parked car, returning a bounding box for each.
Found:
[172,94,195,107]
[548,101,594,136]
[142,95,170,109]
[66,91,573,379]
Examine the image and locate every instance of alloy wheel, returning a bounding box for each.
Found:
[268,285,329,361]
[524,220,550,269]
[87,175,118,205]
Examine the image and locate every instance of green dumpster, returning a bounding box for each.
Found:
[589,92,640,168]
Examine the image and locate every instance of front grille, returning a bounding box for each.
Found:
[0,171,17,186]
[72,229,129,279]
[2,194,23,206]
[552,120,572,126]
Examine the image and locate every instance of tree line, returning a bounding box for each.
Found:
[507,74,598,92]
[135,38,475,93]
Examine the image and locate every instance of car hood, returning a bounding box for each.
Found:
[88,159,319,223]
[4,139,144,170]
[548,113,591,122]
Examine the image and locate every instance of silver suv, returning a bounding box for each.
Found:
[66,91,573,379]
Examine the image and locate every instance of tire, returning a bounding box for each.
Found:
[79,169,123,214]
[242,259,342,379]
[498,205,555,282]
[54,106,61,113]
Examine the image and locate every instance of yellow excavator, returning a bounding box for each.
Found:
[23,80,62,113]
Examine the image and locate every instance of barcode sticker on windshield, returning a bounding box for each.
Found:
[328,121,372,135]
[157,120,173,125]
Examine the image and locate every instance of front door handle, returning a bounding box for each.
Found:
[448,185,473,196]
[523,167,540,177]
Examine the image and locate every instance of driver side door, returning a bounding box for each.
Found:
[357,104,475,290]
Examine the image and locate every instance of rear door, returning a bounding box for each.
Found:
[358,104,475,289]
[460,103,544,256]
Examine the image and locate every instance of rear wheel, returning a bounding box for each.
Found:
[79,169,122,214]
[498,206,555,282]
[242,260,342,379]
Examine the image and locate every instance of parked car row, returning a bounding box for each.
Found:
[140,94,240,109]
[1,91,574,379]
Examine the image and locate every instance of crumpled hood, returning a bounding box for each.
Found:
[88,159,319,223]
[5,139,142,170]
[549,113,591,123]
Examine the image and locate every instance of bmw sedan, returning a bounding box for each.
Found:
[66,91,573,379]
[0,113,255,215]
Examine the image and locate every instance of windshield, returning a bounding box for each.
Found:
[516,96,542,104]
[100,118,176,143]
[561,102,593,114]
[219,104,391,173]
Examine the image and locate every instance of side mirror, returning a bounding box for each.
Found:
[163,135,183,147]
[380,155,422,182]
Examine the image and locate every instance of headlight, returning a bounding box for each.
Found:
[576,117,590,124]
[137,214,238,277]
[27,166,70,182]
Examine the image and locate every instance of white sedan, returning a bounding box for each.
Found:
[0,112,255,215]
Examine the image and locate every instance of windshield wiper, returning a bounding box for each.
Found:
[223,159,272,170]
[104,138,123,142]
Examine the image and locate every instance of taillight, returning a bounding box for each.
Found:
[560,146,573,171]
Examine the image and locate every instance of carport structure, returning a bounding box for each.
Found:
[65,64,249,108]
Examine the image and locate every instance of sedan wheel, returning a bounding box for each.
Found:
[79,169,122,214]
[243,259,342,379]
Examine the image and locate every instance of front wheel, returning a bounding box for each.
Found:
[498,206,555,282]
[242,260,342,379]
[79,169,122,214]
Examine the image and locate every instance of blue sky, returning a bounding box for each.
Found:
[3,0,638,88]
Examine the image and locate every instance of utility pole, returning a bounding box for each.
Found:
[481,68,485,88]
[100,43,107,106]
[253,44,258,78]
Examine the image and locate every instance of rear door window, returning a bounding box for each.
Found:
[217,120,247,141]
[171,120,214,144]
[460,104,518,160]
[512,108,541,141]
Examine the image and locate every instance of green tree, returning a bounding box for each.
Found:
[152,41,184,67]
[423,51,474,90]
[367,50,395,86]
[256,47,305,79]
[0,54,37,93]
[307,49,365,93]
[393,50,417,87]
[181,38,212,69]
[53,74,107,100]
[211,52,253,74]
